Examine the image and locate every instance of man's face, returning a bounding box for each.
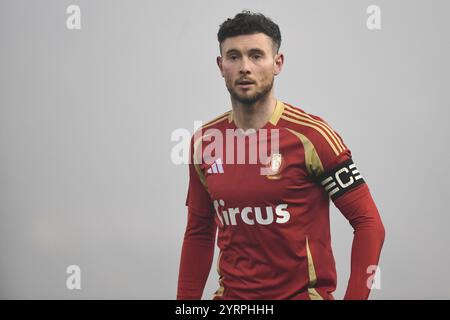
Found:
[217,33,283,105]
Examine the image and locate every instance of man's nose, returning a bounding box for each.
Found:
[239,57,251,74]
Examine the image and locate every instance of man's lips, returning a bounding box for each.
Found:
[237,81,255,86]
[237,83,254,89]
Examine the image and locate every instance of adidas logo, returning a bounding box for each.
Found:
[207,158,224,174]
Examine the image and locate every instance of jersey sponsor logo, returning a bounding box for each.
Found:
[206,158,224,174]
[319,158,365,200]
[213,199,290,226]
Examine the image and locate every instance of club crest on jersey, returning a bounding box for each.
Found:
[263,153,283,179]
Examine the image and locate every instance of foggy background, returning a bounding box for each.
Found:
[1,0,449,299]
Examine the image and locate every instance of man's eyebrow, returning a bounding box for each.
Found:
[225,48,266,55]
[248,48,265,53]
[225,49,241,55]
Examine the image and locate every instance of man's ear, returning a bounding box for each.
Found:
[274,53,284,76]
[217,56,224,77]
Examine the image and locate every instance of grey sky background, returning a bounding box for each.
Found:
[1,0,449,299]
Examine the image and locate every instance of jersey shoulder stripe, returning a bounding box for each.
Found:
[192,111,231,148]
[283,103,346,152]
[191,111,230,189]
[201,111,231,130]
[280,104,346,156]
[281,113,342,156]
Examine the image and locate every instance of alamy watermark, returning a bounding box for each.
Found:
[171,122,280,175]
[66,264,81,290]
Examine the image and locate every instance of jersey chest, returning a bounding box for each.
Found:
[202,131,314,206]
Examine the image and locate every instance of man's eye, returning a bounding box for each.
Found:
[230,56,238,60]
[253,55,261,59]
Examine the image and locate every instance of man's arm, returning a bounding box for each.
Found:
[177,208,216,300]
[300,113,386,299]
[177,134,216,300]
[333,183,385,300]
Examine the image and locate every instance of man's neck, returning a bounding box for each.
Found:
[231,94,277,131]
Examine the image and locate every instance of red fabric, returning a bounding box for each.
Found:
[177,101,385,300]
[334,184,385,299]
[177,209,216,300]
[177,184,385,300]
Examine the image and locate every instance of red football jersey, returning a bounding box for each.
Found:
[180,100,382,300]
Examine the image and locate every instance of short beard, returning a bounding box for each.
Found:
[227,76,274,105]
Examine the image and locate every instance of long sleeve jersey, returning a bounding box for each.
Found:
[177,100,385,300]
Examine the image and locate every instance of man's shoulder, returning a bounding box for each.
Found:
[279,101,329,131]
[279,101,347,156]
[202,110,232,130]
[190,110,232,143]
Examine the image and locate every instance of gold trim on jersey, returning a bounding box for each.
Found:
[192,136,208,188]
[284,104,346,151]
[228,100,285,126]
[282,105,346,155]
[281,114,342,156]
[191,112,230,189]
[202,111,231,130]
[213,251,225,298]
[286,128,325,177]
[270,100,285,125]
[306,236,323,300]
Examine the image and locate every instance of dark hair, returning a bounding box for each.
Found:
[217,10,282,55]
